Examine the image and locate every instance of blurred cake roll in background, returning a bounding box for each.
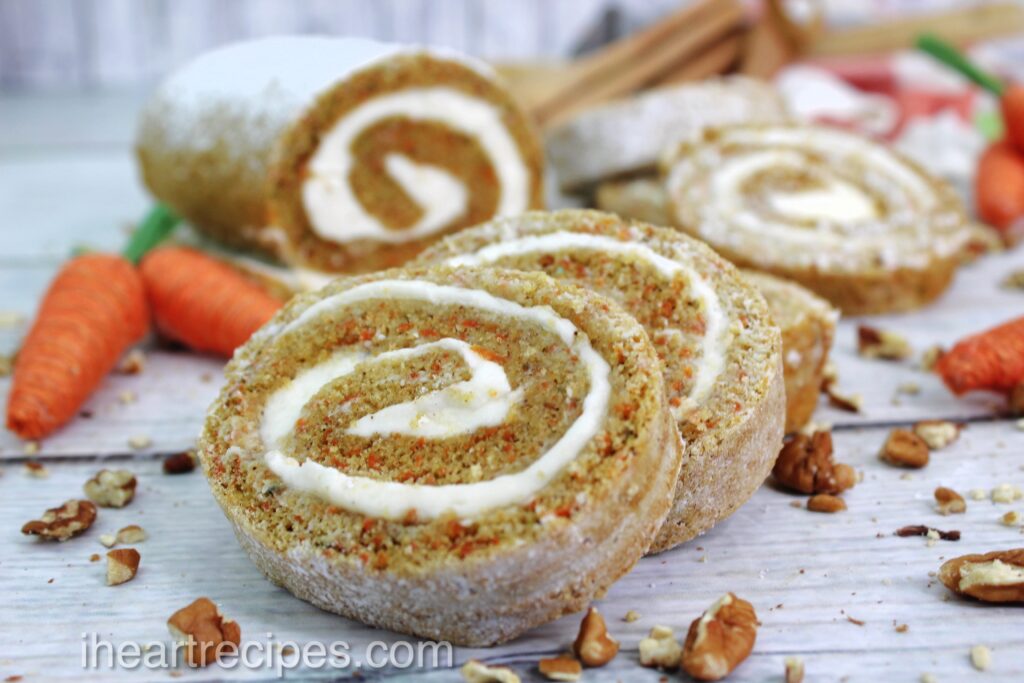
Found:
[136,36,545,273]
[663,124,972,314]
[546,76,789,192]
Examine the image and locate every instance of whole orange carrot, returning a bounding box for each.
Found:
[6,254,149,439]
[936,315,1024,395]
[139,246,283,357]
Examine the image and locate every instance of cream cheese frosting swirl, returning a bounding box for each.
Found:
[259,279,611,521]
[664,124,970,273]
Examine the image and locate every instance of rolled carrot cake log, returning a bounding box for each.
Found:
[136,37,545,272]
[547,77,789,193]
[199,266,681,645]
[741,271,837,433]
[417,210,785,552]
[663,124,972,315]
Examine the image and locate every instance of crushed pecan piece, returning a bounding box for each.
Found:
[934,487,966,515]
[895,525,960,541]
[638,625,682,669]
[879,429,929,468]
[857,325,912,360]
[807,494,846,513]
[940,549,1024,603]
[83,469,137,508]
[785,657,805,683]
[681,593,757,681]
[23,460,47,477]
[913,420,961,450]
[773,431,856,495]
[117,349,146,374]
[106,548,140,585]
[537,656,581,681]
[573,607,618,667]
[461,660,520,683]
[167,598,241,667]
[164,451,197,475]
[825,386,862,413]
[116,524,147,544]
[22,500,97,541]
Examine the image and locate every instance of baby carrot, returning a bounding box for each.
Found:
[975,141,1024,233]
[936,315,1024,395]
[6,254,149,439]
[139,246,283,357]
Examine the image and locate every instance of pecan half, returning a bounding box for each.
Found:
[573,607,618,667]
[939,549,1024,603]
[22,500,97,541]
[167,598,241,667]
[83,469,136,508]
[773,431,856,495]
[681,593,757,681]
[879,429,929,468]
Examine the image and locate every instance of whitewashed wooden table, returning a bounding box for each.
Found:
[1,92,1023,682]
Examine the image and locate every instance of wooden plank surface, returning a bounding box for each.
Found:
[2,91,1024,681]
[3,423,1024,681]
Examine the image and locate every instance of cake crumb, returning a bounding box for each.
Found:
[970,645,991,671]
[624,610,640,623]
[970,489,988,501]
[127,435,152,450]
[992,484,1023,503]
[1001,510,1020,526]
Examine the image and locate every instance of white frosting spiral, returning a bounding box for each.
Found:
[444,231,728,417]
[260,280,611,520]
[665,125,969,272]
[302,87,531,245]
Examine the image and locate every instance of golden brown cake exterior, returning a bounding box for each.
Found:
[662,124,972,315]
[199,266,681,645]
[137,37,544,273]
[742,271,837,433]
[417,210,785,552]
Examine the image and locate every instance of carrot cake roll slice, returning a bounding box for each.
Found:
[663,124,972,314]
[199,266,680,646]
[137,36,545,273]
[418,209,785,552]
[741,271,837,433]
[547,76,789,192]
